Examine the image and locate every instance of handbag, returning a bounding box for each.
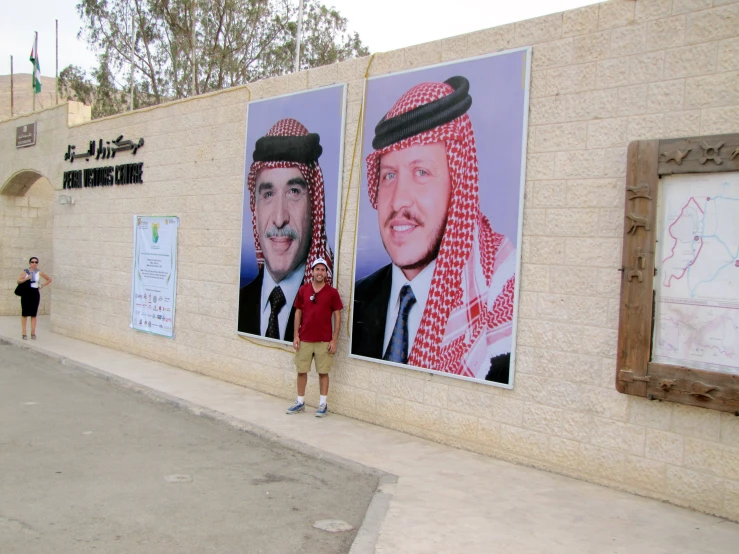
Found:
[14,280,30,297]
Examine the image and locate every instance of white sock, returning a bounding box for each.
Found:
[297,396,305,404]
[319,395,327,406]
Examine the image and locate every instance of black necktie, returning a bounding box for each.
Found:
[266,286,286,339]
[383,284,416,364]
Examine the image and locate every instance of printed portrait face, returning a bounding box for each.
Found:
[376,141,452,280]
[255,166,313,282]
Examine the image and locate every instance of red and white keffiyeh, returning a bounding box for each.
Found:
[366,81,516,378]
[248,118,334,285]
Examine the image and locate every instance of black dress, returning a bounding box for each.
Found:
[20,283,40,317]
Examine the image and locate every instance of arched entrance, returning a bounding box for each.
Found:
[1,170,55,316]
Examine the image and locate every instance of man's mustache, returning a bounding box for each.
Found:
[264,226,299,240]
[384,209,423,228]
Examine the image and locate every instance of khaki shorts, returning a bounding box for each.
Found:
[294,341,334,374]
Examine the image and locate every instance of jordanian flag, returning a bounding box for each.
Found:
[29,39,41,93]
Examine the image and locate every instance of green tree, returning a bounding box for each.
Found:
[74,0,369,114]
[58,50,128,119]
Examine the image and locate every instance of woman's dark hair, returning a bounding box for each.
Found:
[29,257,39,263]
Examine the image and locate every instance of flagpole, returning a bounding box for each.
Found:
[10,56,14,118]
[130,11,135,111]
[33,31,38,112]
[294,0,304,73]
[56,20,59,106]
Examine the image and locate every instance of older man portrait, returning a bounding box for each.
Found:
[238,118,334,341]
[351,75,518,384]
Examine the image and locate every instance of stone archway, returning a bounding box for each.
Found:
[1,170,55,316]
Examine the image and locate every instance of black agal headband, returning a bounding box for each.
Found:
[372,76,473,150]
[252,133,323,164]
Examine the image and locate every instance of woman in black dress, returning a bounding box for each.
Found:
[17,257,52,340]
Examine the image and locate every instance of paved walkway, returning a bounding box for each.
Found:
[2,316,739,553]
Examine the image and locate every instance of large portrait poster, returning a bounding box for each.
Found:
[238,84,346,343]
[131,215,179,337]
[350,50,530,388]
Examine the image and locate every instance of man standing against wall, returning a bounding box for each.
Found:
[238,118,334,342]
[287,258,343,417]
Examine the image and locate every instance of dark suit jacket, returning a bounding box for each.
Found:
[238,267,296,342]
[351,263,510,383]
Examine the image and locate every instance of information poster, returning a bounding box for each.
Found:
[131,215,179,337]
[653,172,739,375]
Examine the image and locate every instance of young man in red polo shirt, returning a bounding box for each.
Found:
[287,257,343,417]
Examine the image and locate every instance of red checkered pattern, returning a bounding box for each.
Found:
[366,81,516,378]
[248,118,334,285]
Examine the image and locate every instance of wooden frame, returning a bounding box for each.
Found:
[616,133,739,414]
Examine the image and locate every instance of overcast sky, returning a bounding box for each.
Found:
[0,0,601,78]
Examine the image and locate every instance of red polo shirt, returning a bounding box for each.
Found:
[293,282,343,343]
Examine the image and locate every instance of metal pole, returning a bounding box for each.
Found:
[56,19,59,105]
[130,10,135,111]
[191,0,196,96]
[33,32,38,112]
[10,56,14,117]
[294,0,304,73]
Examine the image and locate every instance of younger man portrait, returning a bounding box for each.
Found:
[351,53,529,385]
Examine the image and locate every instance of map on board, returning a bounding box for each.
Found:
[652,172,739,375]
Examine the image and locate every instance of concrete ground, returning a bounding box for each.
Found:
[2,316,739,553]
[0,343,379,554]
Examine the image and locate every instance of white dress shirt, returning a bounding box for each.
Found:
[260,266,304,338]
[382,260,436,358]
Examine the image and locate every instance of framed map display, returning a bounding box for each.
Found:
[617,133,739,414]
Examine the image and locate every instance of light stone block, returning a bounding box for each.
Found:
[590,417,647,456]
[400,42,443,70]
[630,51,666,83]
[628,113,665,140]
[700,104,739,134]
[686,2,739,44]
[718,37,739,71]
[663,109,702,137]
[664,43,720,79]
[623,455,667,492]
[533,122,588,152]
[684,71,739,108]
[532,38,574,70]
[672,404,721,440]
[526,153,556,180]
[560,410,595,442]
[636,0,673,21]
[467,24,515,57]
[666,466,725,513]
[441,35,468,62]
[545,208,599,236]
[523,208,547,235]
[587,118,629,148]
[521,236,566,265]
[684,438,739,480]
[611,23,648,58]
[563,4,600,37]
[530,179,567,207]
[617,84,649,116]
[477,419,501,447]
[437,409,478,442]
[647,16,687,51]
[673,0,714,15]
[500,424,550,459]
[548,437,583,470]
[647,80,686,112]
[520,264,550,292]
[564,89,620,121]
[579,444,627,482]
[598,0,637,30]
[573,31,612,63]
[540,64,598,96]
[515,13,563,46]
[596,57,631,88]
[529,96,567,125]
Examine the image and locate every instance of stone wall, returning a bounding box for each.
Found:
[1,0,738,522]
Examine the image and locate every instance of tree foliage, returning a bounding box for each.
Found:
[68,0,369,117]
